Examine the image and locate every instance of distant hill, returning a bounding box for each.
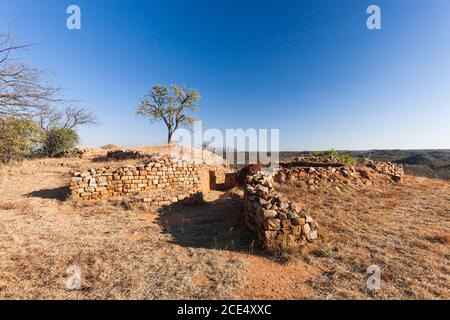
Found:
[217,149,450,180]
[279,149,450,180]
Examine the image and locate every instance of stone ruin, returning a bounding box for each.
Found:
[243,168,319,247]
[276,156,405,191]
[361,159,404,182]
[67,151,405,251]
[69,154,210,201]
[241,156,404,248]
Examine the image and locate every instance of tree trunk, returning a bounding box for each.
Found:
[167,130,173,144]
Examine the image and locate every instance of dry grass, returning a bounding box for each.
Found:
[0,158,246,299]
[267,240,304,265]
[277,176,450,299]
[1,157,449,300]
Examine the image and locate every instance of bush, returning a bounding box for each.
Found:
[41,127,79,157]
[311,149,356,165]
[0,117,40,164]
[267,239,303,264]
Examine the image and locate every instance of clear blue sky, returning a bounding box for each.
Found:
[1,0,449,150]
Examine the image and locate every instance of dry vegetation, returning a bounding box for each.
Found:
[0,157,449,300]
[0,158,246,299]
[277,175,450,299]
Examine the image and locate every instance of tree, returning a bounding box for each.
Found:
[0,32,97,161]
[37,105,98,133]
[41,127,79,157]
[0,117,40,164]
[37,106,96,157]
[136,84,200,144]
[0,33,63,119]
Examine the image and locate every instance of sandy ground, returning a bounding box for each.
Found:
[0,158,449,299]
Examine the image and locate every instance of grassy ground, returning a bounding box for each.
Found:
[0,159,246,299]
[277,175,450,299]
[0,157,448,299]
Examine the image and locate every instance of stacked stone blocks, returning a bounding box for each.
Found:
[69,155,203,200]
[243,169,319,247]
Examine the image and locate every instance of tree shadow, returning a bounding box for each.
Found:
[25,186,69,201]
[156,192,266,255]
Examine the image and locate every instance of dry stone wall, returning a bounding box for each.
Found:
[361,159,404,179]
[244,169,319,247]
[69,155,205,201]
[142,190,204,206]
[276,165,372,190]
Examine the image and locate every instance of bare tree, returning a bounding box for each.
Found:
[0,33,63,119]
[136,84,200,144]
[37,106,98,133]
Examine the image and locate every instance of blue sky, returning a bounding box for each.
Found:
[1,0,449,150]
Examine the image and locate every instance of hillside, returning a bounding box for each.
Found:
[278,150,450,180]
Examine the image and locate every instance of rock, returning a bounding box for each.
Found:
[305,215,314,223]
[359,169,370,180]
[307,230,318,241]
[287,211,298,219]
[264,219,281,231]
[291,226,302,236]
[391,175,402,183]
[262,231,277,243]
[262,209,278,219]
[281,220,291,229]
[291,217,306,226]
[302,223,311,235]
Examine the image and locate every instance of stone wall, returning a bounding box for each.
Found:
[243,169,319,247]
[142,190,204,206]
[69,155,206,201]
[361,159,404,178]
[276,165,372,190]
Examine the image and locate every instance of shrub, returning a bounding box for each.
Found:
[267,239,303,264]
[311,149,356,165]
[0,117,40,164]
[41,127,79,157]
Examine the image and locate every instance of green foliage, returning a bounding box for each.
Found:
[311,149,356,165]
[0,117,40,164]
[41,127,79,157]
[136,84,200,143]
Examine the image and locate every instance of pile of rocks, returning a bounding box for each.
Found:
[294,155,342,164]
[276,165,371,190]
[142,190,204,206]
[69,155,204,200]
[106,150,147,160]
[244,170,319,246]
[57,147,104,158]
[361,159,404,180]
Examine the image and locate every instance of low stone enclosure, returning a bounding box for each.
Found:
[69,154,212,201]
[277,157,404,189]
[68,152,404,251]
[241,157,404,248]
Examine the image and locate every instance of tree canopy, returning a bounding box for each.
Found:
[136,84,200,143]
